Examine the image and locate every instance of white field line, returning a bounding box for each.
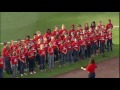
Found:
[0,39,32,45]
[113,26,119,28]
[0,26,119,45]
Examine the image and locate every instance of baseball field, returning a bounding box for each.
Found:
[0,12,119,78]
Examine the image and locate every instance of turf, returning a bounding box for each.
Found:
[1,12,119,78]
[1,12,119,42]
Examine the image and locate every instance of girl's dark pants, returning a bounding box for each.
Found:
[20,61,25,74]
[86,45,91,58]
[28,58,34,72]
[40,56,45,70]
[54,48,59,62]
[5,57,12,75]
[107,39,112,52]
[88,72,96,78]
[0,68,3,78]
[100,42,105,54]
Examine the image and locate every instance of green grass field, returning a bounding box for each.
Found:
[1,12,119,42]
[0,12,119,78]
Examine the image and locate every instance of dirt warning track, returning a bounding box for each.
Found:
[54,57,119,78]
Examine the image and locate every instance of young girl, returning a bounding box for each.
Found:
[10,40,16,52]
[24,36,31,46]
[59,24,68,40]
[55,35,62,59]
[78,25,83,36]
[36,39,43,66]
[106,19,113,31]
[89,32,95,56]
[52,26,60,37]
[76,24,82,35]
[15,46,21,73]
[75,31,80,40]
[84,33,88,59]
[10,52,18,78]
[95,27,100,48]
[2,42,8,60]
[32,34,38,43]
[107,29,112,52]
[2,42,7,72]
[27,47,36,74]
[36,31,43,41]
[59,41,67,67]
[69,24,75,36]
[93,33,98,56]
[63,34,69,43]
[44,29,52,43]
[97,21,102,30]
[38,44,46,72]
[85,34,91,58]
[4,47,12,75]
[79,36,86,60]
[31,42,37,68]
[87,28,93,38]
[66,39,73,63]
[50,36,59,62]
[23,44,29,70]
[84,23,89,32]
[0,53,4,78]
[101,25,107,49]
[72,38,80,62]
[82,29,86,37]
[81,58,97,78]
[70,32,75,44]
[43,37,48,64]
[47,42,54,69]
[99,31,105,56]
[19,48,27,77]
[90,21,96,32]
